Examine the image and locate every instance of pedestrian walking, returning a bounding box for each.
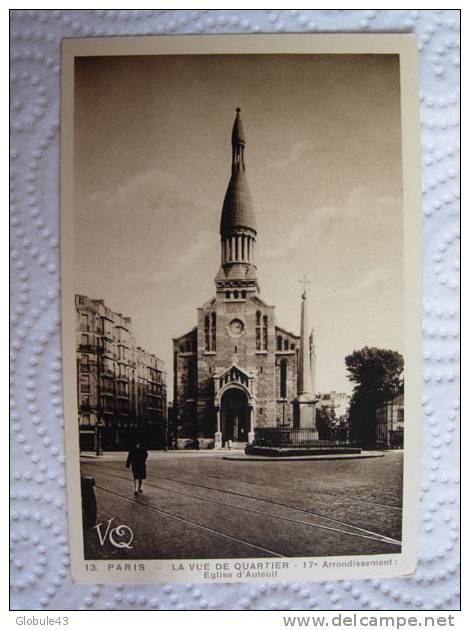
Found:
[126,440,148,496]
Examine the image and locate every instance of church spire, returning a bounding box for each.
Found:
[216,108,258,294]
[231,107,246,172]
[220,108,256,238]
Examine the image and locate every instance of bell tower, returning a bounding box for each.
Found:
[215,108,259,296]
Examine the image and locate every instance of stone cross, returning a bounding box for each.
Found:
[299,275,311,297]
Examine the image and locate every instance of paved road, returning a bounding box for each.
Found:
[81,451,403,560]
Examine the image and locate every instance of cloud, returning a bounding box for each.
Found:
[75,167,219,290]
[261,185,402,265]
[268,139,313,170]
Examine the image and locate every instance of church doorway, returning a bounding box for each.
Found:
[220,388,249,445]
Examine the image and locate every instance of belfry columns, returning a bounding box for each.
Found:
[222,235,254,264]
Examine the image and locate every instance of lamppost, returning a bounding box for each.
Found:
[95,418,103,456]
[95,334,104,456]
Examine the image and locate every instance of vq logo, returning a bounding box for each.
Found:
[94,518,134,549]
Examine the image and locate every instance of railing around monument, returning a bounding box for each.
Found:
[253,427,359,449]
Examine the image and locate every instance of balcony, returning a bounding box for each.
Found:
[78,344,96,353]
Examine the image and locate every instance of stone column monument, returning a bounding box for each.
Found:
[293,281,319,433]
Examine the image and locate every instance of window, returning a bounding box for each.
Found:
[205,312,216,351]
[263,315,268,350]
[280,359,287,399]
[80,313,89,331]
[226,291,230,300]
[211,312,216,351]
[81,334,89,346]
[277,336,282,351]
[284,339,289,351]
[204,315,210,351]
[234,290,239,299]
[242,290,246,299]
[256,312,268,351]
[81,375,90,393]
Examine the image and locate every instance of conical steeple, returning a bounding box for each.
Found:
[220,108,257,238]
[216,109,258,295]
[231,106,245,148]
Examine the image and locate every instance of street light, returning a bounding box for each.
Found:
[95,332,104,456]
[95,418,104,456]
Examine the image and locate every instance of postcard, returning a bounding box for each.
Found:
[61,34,421,584]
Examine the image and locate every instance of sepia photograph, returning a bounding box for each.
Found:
[61,35,421,583]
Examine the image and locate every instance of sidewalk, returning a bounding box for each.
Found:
[80,449,389,462]
[224,451,385,462]
[80,448,246,460]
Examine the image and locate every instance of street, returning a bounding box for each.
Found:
[81,450,403,560]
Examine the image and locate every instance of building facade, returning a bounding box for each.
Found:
[375,393,404,448]
[76,295,167,451]
[173,109,316,448]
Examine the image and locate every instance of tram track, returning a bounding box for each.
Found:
[95,484,284,558]
[152,473,402,544]
[89,459,402,511]
[86,462,401,548]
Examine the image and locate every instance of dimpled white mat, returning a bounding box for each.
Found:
[9,9,460,611]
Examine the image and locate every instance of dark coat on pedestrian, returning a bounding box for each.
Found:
[126,444,148,480]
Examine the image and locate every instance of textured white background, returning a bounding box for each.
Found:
[9,9,460,611]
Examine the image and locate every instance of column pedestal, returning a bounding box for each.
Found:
[293,397,318,434]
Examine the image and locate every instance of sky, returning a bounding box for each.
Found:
[74,53,403,398]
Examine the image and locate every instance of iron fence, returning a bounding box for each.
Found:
[253,427,360,449]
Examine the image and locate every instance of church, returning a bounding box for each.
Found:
[173,109,316,448]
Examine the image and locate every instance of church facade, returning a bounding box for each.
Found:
[173,109,315,448]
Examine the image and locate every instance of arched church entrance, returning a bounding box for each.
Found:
[220,387,249,445]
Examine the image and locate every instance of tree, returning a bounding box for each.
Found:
[345,347,404,447]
